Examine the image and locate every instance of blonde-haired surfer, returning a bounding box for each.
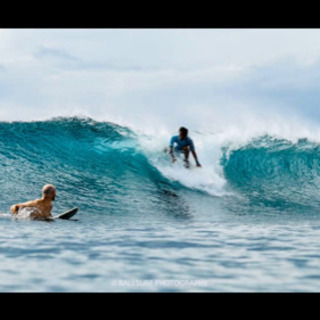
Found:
[10,184,56,220]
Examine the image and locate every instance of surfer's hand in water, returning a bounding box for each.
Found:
[172,158,177,163]
[10,204,22,214]
[10,205,18,214]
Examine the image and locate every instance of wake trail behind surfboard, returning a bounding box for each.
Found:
[0,213,13,219]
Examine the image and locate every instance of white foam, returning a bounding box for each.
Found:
[135,110,320,197]
[15,207,41,220]
[0,213,12,218]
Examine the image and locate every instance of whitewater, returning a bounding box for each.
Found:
[1,114,320,291]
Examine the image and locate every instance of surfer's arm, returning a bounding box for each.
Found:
[169,146,177,163]
[169,136,177,163]
[10,200,38,214]
[189,139,201,167]
[191,150,201,167]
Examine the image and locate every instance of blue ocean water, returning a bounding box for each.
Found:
[1,117,320,291]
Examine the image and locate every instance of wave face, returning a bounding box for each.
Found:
[1,117,320,215]
[221,136,320,210]
[0,117,171,216]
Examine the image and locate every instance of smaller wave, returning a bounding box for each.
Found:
[221,135,320,209]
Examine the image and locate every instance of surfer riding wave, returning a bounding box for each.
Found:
[169,127,201,168]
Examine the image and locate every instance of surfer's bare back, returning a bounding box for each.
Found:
[10,184,56,220]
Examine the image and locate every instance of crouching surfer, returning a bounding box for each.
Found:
[169,127,201,168]
[10,184,56,220]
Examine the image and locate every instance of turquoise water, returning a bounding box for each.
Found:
[1,117,320,291]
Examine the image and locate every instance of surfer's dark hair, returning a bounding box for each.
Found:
[179,127,188,136]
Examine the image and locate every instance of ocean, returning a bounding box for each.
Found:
[1,116,320,292]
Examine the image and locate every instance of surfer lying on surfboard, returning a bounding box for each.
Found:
[169,127,201,168]
[10,184,56,220]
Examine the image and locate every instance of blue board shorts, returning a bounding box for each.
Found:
[173,146,189,158]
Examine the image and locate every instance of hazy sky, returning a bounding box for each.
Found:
[1,29,320,131]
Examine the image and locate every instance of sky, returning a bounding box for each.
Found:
[1,29,320,133]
